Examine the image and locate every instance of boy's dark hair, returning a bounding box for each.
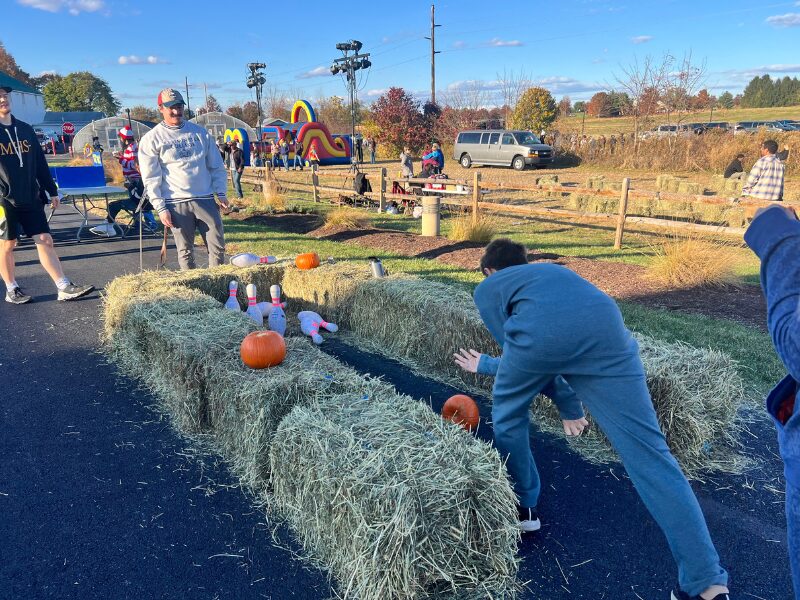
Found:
[736,153,745,159]
[763,139,778,154]
[480,238,528,273]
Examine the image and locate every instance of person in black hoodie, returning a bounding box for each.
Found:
[0,85,93,304]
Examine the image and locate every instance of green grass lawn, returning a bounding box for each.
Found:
[223,193,783,395]
[245,186,762,283]
[558,105,800,135]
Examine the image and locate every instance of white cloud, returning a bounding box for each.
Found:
[453,40,467,49]
[17,0,103,14]
[118,55,168,65]
[631,35,653,44]
[721,63,800,78]
[297,66,330,79]
[366,88,389,97]
[535,76,604,94]
[488,38,524,47]
[765,13,800,28]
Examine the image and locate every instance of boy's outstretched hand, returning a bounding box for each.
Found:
[453,348,482,373]
[562,417,589,436]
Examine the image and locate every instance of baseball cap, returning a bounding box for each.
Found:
[157,88,185,108]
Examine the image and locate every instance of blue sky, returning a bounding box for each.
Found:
[4,0,800,113]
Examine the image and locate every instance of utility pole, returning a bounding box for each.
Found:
[184,76,191,117]
[330,41,371,172]
[424,4,441,105]
[204,82,209,112]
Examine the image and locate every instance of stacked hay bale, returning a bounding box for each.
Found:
[102,268,520,599]
[271,393,519,600]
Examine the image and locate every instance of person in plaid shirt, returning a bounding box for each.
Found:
[742,139,785,201]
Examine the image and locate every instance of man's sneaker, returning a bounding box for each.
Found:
[518,506,541,532]
[90,223,118,237]
[5,287,32,304]
[57,283,94,301]
[671,589,729,600]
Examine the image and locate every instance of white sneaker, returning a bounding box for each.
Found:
[90,223,118,237]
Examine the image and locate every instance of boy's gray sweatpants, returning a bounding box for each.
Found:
[492,349,728,597]
[168,197,225,270]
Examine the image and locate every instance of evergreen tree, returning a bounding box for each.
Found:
[717,91,734,109]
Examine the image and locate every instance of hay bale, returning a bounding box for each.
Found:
[281,262,374,322]
[677,181,702,195]
[107,294,253,433]
[205,337,398,492]
[270,394,520,600]
[337,277,499,390]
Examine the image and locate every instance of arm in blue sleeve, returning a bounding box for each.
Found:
[477,354,500,376]
[473,280,507,347]
[744,206,800,379]
[541,376,585,421]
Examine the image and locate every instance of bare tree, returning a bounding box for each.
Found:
[662,52,707,130]
[613,53,673,152]
[496,68,531,127]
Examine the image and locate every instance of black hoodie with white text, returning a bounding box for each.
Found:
[0,115,58,209]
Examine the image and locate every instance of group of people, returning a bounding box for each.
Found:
[398,143,445,178]
[354,135,378,164]
[724,141,790,202]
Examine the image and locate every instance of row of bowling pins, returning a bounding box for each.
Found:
[224,281,338,344]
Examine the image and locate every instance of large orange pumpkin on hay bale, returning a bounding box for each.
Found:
[441,394,480,431]
[240,331,286,369]
[295,252,320,270]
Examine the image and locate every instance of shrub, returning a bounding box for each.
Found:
[324,207,370,230]
[647,235,741,288]
[447,212,498,243]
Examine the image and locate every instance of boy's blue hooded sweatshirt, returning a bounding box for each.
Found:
[744,206,800,489]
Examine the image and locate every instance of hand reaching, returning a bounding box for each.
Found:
[562,417,589,436]
[453,348,482,373]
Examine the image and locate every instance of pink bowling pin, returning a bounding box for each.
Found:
[224,280,240,311]
[245,283,263,326]
[230,253,277,268]
[267,284,287,335]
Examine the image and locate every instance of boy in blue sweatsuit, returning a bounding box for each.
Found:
[455,238,730,600]
[744,205,800,599]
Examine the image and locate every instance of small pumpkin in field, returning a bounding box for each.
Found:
[295,252,320,270]
[240,330,286,369]
[441,394,480,432]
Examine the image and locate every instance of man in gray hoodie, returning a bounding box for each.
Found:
[138,88,229,270]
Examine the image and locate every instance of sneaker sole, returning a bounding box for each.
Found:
[519,518,541,533]
[58,286,95,301]
[5,296,32,304]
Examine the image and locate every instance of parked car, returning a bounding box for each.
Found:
[452,130,553,170]
[701,121,731,132]
[734,121,784,135]
[773,119,800,130]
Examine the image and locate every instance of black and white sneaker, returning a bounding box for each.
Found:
[671,589,729,600]
[5,287,32,304]
[518,506,541,532]
[57,283,94,301]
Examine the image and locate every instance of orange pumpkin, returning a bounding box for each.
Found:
[441,394,480,432]
[240,331,286,369]
[295,252,320,270]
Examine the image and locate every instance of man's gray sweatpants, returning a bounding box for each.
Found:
[168,197,225,270]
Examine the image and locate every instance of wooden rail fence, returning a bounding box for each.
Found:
[240,166,796,246]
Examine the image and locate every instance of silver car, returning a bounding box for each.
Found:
[452,130,554,170]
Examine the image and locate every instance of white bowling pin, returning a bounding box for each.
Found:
[267,284,287,335]
[230,253,277,268]
[224,280,240,311]
[298,310,338,344]
[245,283,263,326]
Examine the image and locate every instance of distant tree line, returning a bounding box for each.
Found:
[740,74,800,108]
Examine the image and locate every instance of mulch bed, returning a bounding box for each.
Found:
[230,213,767,330]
